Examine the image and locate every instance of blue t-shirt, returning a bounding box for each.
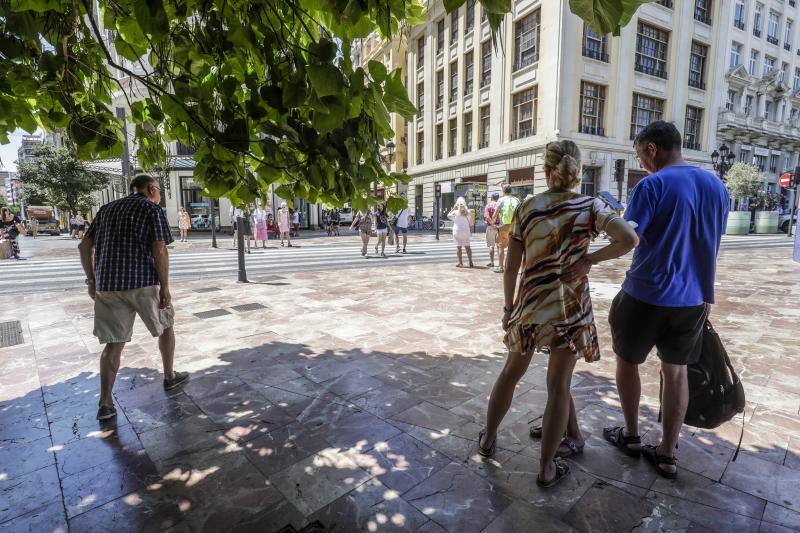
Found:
[622,165,729,307]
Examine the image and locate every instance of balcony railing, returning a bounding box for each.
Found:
[767,35,779,45]
[754,29,762,38]
[436,97,443,109]
[734,20,746,30]
[448,150,456,157]
[463,83,474,97]
[478,141,489,149]
[683,141,702,151]
[657,0,672,7]
[480,73,491,87]
[688,78,706,90]
[463,144,472,153]
[635,63,667,79]
[512,54,539,72]
[694,13,712,25]
[579,125,605,136]
[582,47,609,62]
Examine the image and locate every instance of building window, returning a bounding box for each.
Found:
[694,0,712,25]
[436,70,444,109]
[745,94,754,115]
[765,99,773,120]
[583,25,609,61]
[767,11,779,44]
[734,0,746,29]
[764,55,775,76]
[730,42,742,68]
[630,93,665,139]
[657,0,673,7]
[176,142,196,155]
[514,10,541,71]
[448,118,457,156]
[463,112,473,152]
[417,81,424,114]
[794,107,800,127]
[635,22,669,78]
[480,41,492,87]
[753,154,766,171]
[739,149,750,163]
[435,124,443,160]
[754,3,763,37]
[769,154,779,173]
[794,67,800,90]
[416,130,424,164]
[683,106,702,150]
[689,41,707,89]
[417,36,425,69]
[449,60,458,102]
[581,167,598,196]
[749,50,759,75]
[781,62,789,82]
[479,105,490,148]
[465,0,475,34]
[451,10,459,41]
[464,51,474,96]
[579,81,606,136]
[785,19,793,50]
[512,87,537,139]
[726,89,737,111]
[437,19,445,55]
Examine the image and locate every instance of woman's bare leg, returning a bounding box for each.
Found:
[540,347,578,482]
[456,246,463,266]
[481,350,534,448]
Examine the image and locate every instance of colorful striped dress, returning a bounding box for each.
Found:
[504,191,619,362]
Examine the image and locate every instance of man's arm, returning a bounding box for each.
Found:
[78,236,96,299]
[151,240,171,308]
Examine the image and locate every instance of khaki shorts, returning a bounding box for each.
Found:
[497,225,512,248]
[93,285,174,344]
[485,226,498,247]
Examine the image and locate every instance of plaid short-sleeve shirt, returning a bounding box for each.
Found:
[85,193,174,292]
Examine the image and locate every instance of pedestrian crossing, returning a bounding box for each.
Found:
[0,234,793,294]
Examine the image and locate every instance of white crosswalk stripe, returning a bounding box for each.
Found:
[1,234,793,294]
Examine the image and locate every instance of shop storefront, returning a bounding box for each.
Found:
[454,176,487,230]
[508,167,535,199]
[180,175,220,230]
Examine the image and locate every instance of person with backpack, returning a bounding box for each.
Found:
[571,121,728,480]
[494,184,520,273]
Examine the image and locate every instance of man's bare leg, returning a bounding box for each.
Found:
[99,343,125,407]
[159,327,176,381]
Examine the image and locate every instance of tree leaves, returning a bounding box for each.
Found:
[569,0,653,36]
[307,65,344,98]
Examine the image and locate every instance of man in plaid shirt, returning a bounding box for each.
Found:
[79,173,189,421]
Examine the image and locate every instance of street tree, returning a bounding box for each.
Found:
[0,0,651,211]
[17,145,110,215]
[725,162,764,209]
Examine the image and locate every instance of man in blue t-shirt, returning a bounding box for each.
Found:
[604,121,729,480]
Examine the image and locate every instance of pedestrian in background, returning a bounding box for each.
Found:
[494,184,520,273]
[266,212,277,241]
[292,208,301,237]
[29,217,39,239]
[241,206,253,253]
[374,203,389,257]
[74,212,85,239]
[69,213,78,239]
[78,173,189,421]
[278,202,292,247]
[351,209,372,257]
[253,206,269,248]
[393,202,410,254]
[484,192,500,268]
[177,207,191,242]
[478,140,638,488]
[330,208,341,236]
[0,207,25,259]
[448,197,473,268]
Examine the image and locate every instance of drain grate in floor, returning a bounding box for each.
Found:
[193,309,232,319]
[230,303,267,312]
[0,320,24,348]
[192,287,222,293]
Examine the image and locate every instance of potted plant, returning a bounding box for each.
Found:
[724,162,764,235]
[752,189,781,233]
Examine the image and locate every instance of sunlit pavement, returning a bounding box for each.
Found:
[1,237,799,531]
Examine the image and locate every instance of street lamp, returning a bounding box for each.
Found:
[710,144,736,180]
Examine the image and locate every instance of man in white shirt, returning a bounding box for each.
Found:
[393,203,411,253]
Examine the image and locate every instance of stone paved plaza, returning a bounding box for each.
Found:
[1,236,799,532]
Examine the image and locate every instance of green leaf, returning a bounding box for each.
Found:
[307,65,344,97]
[367,60,388,82]
[479,0,511,15]
[569,0,652,36]
[383,71,417,119]
[444,0,466,13]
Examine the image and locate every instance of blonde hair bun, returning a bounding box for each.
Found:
[544,140,581,190]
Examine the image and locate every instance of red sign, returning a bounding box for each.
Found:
[780,173,792,187]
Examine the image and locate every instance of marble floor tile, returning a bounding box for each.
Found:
[318,370,386,400]
[406,379,478,410]
[761,502,800,531]
[351,386,421,420]
[721,453,800,512]
[365,433,451,494]
[403,462,512,533]
[0,502,67,533]
[482,500,576,533]
[322,410,403,453]
[123,392,201,435]
[0,464,62,523]
[0,436,55,481]
[66,490,183,532]
[269,447,373,516]
[54,423,144,477]
[644,491,762,533]
[242,421,332,478]
[137,414,229,465]
[308,477,429,532]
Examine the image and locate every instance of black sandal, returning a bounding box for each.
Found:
[529,425,543,439]
[477,430,496,458]
[603,426,641,458]
[642,444,678,479]
[536,459,570,488]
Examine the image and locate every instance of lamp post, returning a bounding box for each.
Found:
[710,144,736,181]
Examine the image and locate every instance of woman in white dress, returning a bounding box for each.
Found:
[448,197,473,268]
[177,207,191,242]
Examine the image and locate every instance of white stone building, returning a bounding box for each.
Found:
[405,0,724,220]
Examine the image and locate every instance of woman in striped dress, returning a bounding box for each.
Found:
[477,140,639,488]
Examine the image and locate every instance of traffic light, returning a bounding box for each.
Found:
[614,159,625,181]
[795,166,800,188]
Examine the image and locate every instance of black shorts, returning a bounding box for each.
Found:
[609,291,708,366]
